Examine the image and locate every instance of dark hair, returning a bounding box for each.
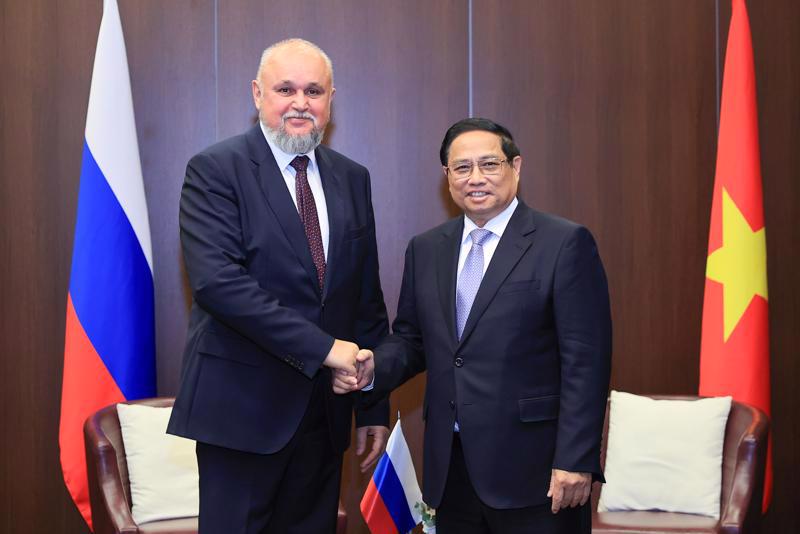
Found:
[439,117,521,165]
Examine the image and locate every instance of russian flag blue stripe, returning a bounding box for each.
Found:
[69,141,155,399]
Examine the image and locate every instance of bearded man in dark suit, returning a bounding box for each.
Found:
[168,39,389,534]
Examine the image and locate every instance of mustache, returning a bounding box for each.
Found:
[282,112,317,126]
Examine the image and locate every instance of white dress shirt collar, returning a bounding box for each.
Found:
[461,197,519,244]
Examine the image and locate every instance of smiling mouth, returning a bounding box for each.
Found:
[467,191,489,197]
[283,114,315,126]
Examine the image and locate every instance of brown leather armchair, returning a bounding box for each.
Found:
[84,397,348,534]
[592,395,769,534]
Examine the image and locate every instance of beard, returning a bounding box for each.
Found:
[263,111,326,154]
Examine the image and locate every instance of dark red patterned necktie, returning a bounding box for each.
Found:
[290,155,326,290]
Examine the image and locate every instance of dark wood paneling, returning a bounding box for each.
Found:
[474,0,799,532]
[215,3,467,531]
[738,1,800,530]
[215,1,468,296]
[473,0,718,395]
[118,1,217,395]
[0,1,214,533]
[0,1,101,531]
[2,1,797,533]
[684,1,800,530]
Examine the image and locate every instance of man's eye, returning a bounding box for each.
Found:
[276,87,292,95]
[453,165,471,174]
[306,88,322,97]
[481,162,500,171]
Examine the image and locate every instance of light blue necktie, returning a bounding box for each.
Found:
[456,228,493,340]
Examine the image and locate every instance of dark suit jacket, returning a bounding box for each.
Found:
[167,125,389,454]
[369,200,611,509]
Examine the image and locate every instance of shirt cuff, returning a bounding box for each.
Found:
[361,375,375,391]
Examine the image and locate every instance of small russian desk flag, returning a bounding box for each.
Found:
[361,417,424,534]
[361,417,422,534]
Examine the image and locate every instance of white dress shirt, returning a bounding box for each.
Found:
[260,122,330,260]
[453,197,518,430]
[456,197,519,284]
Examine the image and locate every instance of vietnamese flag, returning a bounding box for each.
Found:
[699,0,770,511]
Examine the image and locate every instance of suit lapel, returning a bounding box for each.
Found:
[247,127,320,294]
[456,203,536,349]
[437,218,464,345]
[316,146,343,301]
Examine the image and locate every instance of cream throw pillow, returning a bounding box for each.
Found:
[597,391,732,519]
[117,403,199,524]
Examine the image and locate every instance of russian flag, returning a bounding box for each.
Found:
[361,418,424,534]
[59,0,156,528]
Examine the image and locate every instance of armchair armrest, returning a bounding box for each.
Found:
[719,404,768,534]
[85,409,138,534]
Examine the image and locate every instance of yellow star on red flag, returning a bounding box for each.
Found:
[705,188,767,341]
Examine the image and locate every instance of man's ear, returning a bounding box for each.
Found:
[512,155,522,176]
[252,80,262,109]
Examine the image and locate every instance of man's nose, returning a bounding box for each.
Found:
[466,166,486,184]
[292,92,309,111]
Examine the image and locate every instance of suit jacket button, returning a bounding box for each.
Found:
[449,400,455,410]
[454,357,464,367]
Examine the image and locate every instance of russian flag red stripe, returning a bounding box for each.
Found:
[60,296,127,523]
[361,478,400,534]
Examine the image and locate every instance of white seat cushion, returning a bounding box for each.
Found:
[117,403,199,524]
[597,391,731,519]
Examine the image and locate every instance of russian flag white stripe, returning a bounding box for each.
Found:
[385,419,423,523]
[84,0,152,272]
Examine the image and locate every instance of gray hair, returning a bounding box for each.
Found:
[256,38,334,86]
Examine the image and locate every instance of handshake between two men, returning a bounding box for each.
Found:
[322,339,384,472]
[322,339,376,394]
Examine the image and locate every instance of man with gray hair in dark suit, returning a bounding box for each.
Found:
[168,39,390,533]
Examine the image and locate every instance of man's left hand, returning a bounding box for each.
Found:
[547,469,592,513]
[355,425,389,473]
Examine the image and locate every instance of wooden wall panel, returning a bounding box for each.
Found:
[118,1,217,395]
[1,1,797,533]
[734,1,800,530]
[473,0,719,396]
[215,1,468,296]
[0,1,214,532]
[473,0,799,532]
[0,1,101,531]
[215,2,468,531]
